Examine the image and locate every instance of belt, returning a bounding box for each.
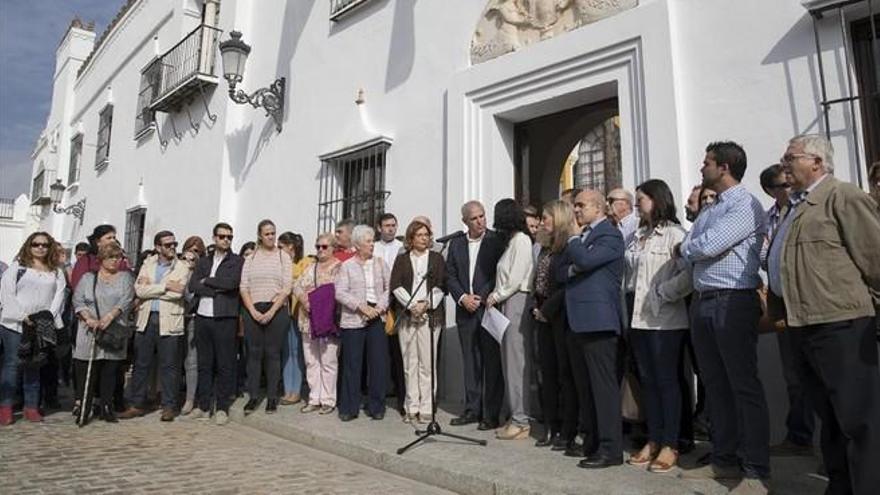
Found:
[695,288,754,301]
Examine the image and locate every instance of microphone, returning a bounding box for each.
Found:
[435,230,466,243]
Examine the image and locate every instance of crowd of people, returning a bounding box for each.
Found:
[1,134,879,495]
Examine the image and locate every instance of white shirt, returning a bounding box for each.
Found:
[374,238,403,272]
[467,233,484,294]
[490,231,534,303]
[364,259,377,304]
[196,253,224,318]
[0,262,66,333]
[619,211,640,248]
[409,251,430,302]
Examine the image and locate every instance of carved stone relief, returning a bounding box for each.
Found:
[470,0,639,64]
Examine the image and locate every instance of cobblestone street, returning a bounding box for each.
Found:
[0,403,453,495]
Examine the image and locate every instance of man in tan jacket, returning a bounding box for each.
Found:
[119,230,192,422]
[769,134,880,495]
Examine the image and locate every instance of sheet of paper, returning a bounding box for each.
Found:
[481,306,510,344]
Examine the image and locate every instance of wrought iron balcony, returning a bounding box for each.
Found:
[330,0,373,21]
[149,24,222,113]
[31,169,56,205]
[0,198,15,219]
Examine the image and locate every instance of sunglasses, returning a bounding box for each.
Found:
[216,234,233,241]
[30,242,50,248]
[315,244,331,250]
[767,182,790,190]
[161,242,179,249]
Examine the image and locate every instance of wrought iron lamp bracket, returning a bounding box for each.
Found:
[227,77,285,132]
[52,198,86,225]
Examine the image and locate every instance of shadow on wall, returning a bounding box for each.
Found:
[328,0,392,37]
[762,12,860,171]
[275,0,316,131]
[226,124,253,190]
[385,0,417,92]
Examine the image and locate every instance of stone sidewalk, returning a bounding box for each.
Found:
[229,399,827,495]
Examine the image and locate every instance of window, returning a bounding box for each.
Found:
[125,207,147,262]
[317,139,390,233]
[574,117,621,196]
[852,15,879,167]
[31,167,46,205]
[95,104,113,169]
[330,0,373,21]
[68,133,83,185]
[134,61,160,137]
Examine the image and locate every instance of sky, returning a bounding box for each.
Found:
[0,0,120,199]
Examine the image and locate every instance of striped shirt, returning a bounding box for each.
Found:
[680,184,766,292]
[240,248,293,303]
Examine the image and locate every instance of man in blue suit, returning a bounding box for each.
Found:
[447,201,505,430]
[558,189,625,469]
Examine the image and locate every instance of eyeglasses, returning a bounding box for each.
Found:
[767,182,790,190]
[606,197,627,204]
[161,242,179,249]
[216,234,233,241]
[315,244,330,250]
[780,153,818,164]
[30,242,50,249]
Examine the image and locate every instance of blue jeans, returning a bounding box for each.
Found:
[281,319,303,396]
[630,329,686,447]
[0,326,40,407]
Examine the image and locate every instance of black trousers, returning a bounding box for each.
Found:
[456,312,483,418]
[387,333,406,412]
[478,324,504,423]
[74,358,119,408]
[536,314,579,439]
[790,317,880,495]
[339,320,388,417]
[244,307,287,400]
[40,349,59,405]
[130,313,182,410]
[195,316,237,412]
[690,290,769,479]
[569,331,622,458]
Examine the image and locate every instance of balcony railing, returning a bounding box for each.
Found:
[149,24,221,112]
[0,198,15,219]
[330,0,373,21]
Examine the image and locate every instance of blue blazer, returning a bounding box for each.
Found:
[446,230,503,322]
[557,218,625,334]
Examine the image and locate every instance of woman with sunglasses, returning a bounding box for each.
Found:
[240,220,292,415]
[293,233,341,414]
[0,232,66,425]
[179,236,206,415]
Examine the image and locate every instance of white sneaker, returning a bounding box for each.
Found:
[188,408,209,420]
[215,410,229,426]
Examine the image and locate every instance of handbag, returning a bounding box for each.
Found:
[92,273,131,352]
[307,264,339,339]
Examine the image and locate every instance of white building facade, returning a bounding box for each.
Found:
[26,0,879,438]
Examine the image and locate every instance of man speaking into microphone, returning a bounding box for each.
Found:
[445,201,505,430]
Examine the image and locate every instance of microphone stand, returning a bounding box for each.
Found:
[396,241,487,455]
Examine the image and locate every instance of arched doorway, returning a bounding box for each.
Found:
[513,98,620,209]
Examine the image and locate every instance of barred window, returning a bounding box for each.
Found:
[68,133,83,185]
[317,139,391,233]
[574,117,621,196]
[134,61,160,138]
[95,104,113,169]
[125,207,147,263]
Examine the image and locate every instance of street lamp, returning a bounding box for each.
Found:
[219,30,286,132]
[49,179,86,225]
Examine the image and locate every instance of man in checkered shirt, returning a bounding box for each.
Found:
[676,141,771,495]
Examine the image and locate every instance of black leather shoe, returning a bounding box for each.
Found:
[535,431,558,447]
[450,414,479,426]
[265,399,278,414]
[578,453,623,469]
[101,404,118,423]
[564,444,586,457]
[551,436,572,451]
[244,398,260,415]
[370,412,385,420]
[339,413,357,422]
[477,420,499,431]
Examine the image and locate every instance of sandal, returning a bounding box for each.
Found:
[648,447,679,473]
[627,442,659,467]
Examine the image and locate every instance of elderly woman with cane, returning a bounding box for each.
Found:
[72,242,134,424]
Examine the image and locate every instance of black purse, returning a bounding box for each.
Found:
[92,273,131,352]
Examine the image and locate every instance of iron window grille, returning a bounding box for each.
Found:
[0,198,14,219]
[125,207,147,263]
[330,0,373,21]
[95,104,113,170]
[134,61,161,137]
[805,0,879,186]
[317,138,391,233]
[574,117,622,196]
[68,133,83,185]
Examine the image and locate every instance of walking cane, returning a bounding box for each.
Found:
[78,330,97,428]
